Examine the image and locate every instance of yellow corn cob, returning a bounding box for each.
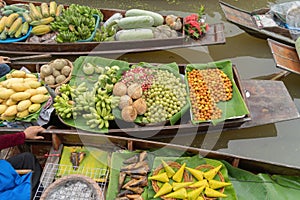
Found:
[8,17,22,36]
[31,24,51,35]
[29,3,43,20]
[49,1,57,17]
[22,12,32,23]
[6,13,19,28]
[0,16,8,32]
[41,3,50,18]
[21,22,29,35]
[14,23,23,38]
[30,17,54,26]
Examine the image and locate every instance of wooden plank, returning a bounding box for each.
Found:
[268,38,300,75]
[241,79,300,128]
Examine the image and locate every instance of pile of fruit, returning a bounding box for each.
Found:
[94,9,182,42]
[0,12,29,39]
[116,66,187,124]
[53,63,122,130]
[39,58,72,87]
[149,160,231,199]
[0,70,49,121]
[187,68,233,121]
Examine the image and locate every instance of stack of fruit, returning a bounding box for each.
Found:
[0,70,49,121]
[0,12,29,39]
[150,160,231,199]
[117,66,187,124]
[24,2,64,36]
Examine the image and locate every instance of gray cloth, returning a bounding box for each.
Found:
[0,63,11,77]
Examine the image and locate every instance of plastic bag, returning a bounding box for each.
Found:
[286,6,300,40]
[270,1,300,23]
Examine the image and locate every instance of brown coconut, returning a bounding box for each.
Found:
[132,98,147,115]
[119,95,133,110]
[127,83,143,99]
[113,82,127,96]
[121,106,137,122]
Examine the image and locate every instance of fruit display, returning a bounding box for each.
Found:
[185,60,250,124]
[187,68,233,121]
[116,64,188,124]
[39,58,73,88]
[0,70,49,121]
[50,4,102,42]
[0,13,30,39]
[53,61,126,130]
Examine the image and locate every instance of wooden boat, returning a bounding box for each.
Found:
[0,0,225,56]
[2,60,299,139]
[1,129,300,199]
[219,1,295,45]
[268,38,300,75]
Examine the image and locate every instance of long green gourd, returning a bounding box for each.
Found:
[125,8,164,26]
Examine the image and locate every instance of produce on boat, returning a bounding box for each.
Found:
[0,69,49,122]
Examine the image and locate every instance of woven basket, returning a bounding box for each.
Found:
[151,161,192,200]
[40,174,102,200]
[37,59,73,89]
[195,164,225,200]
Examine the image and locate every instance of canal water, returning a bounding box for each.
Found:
[43,0,300,168]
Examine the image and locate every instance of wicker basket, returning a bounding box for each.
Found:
[40,174,103,200]
[195,164,225,200]
[37,59,73,89]
[151,161,192,200]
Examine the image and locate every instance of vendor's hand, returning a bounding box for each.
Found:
[24,126,45,140]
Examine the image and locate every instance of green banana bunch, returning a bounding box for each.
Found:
[53,93,74,119]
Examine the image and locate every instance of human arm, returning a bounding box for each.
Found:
[0,132,25,150]
[0,126,45,150]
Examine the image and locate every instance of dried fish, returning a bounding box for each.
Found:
[78,152,86,163]
[126,194,143,200]
[130,175,144,179]
[70,151,86,170]
[117,190,134,197]
[130,176,148,187]
[122,167,148,176]
[121,161,149,172]
[70,152,79,170]
[139,151,147,162]
[118,172,127,192]
[123,154,139,164]
[124,186,144,194]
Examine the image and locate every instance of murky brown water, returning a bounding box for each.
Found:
[40,0,300,167]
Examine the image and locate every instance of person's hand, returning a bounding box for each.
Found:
[24,126,45,140]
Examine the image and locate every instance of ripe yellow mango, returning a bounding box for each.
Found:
[17,99,32,112]
[2,105,17,117]
[0,105,7,114]
[30,94,49,104]
[11,70,26,78]
[10,82,31,92]
[16,110,29,118]
[28,103,41,113]
[11,92,31,102]
[0,88,15,100]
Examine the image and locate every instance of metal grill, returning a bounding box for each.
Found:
[33,163,109,200]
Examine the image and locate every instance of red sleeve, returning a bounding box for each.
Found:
[0,132,25,150]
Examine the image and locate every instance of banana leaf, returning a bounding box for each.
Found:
[57,146,109,181]
[70,56,130,86]
[148,155,237,200]
[185,60,249,125]
[0,70,47,124]
[221,160,300,200]
[106,151,155,200]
